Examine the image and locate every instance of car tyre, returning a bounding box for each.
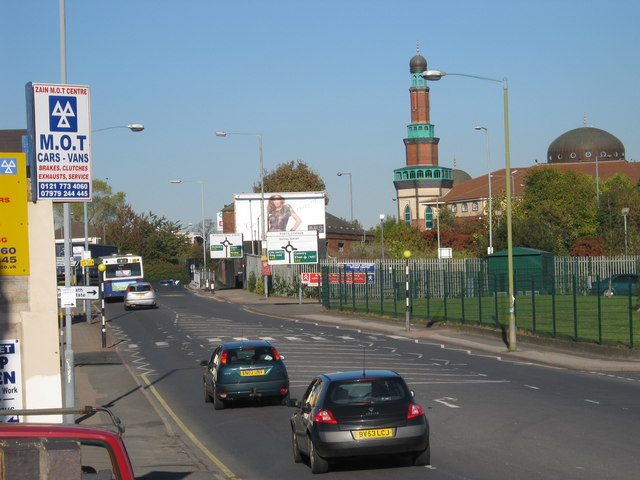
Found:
[203,380,212,403]
[213,386,225,410]
[292,429,302,463]
[308,437,329,474]
[412,445,431,466]
[280,392,290,406]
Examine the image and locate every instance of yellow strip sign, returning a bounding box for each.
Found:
[0,153,29,275]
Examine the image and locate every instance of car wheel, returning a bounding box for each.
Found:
[308,437,328,474]
[213,386,225,410]
[413,445,431,466]
[280,392,290,406]
[124,305,129,311]
[203,380,212,403]
[292,429,302,463]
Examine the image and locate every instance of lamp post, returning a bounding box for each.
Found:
[88,124,144,319]
[475,126,493,254]
[379,214,385,260]
[216,131,268,297]
[622,207,630,254]
[423,69,516,351]
[403,249,412,331]
[170,180,207,285]
[337,172,353,222]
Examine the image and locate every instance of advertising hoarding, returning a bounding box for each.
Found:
[0,153,29,275]
[234,191,326,242]
[27,83,92,202]
[0,340,23,422]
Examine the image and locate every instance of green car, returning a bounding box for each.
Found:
[201,340,289,410]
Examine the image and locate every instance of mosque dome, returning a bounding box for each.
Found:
[452,169,472,184]
[409,55,427,73]
[547,127,625,163]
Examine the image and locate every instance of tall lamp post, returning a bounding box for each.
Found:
[423,69,516,351]
[215,131,268,298]
[474,126,493,254]
[170,180,207,285]
[88,124,144,319]
[622,207,630,254]
[337,172,353,222]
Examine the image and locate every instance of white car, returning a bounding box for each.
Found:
[124,281,157,310]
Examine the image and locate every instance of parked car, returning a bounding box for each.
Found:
[158,279,177,287]
[201,340,289,410]
[123,281,157,310]
[289,370,430,474]
[591,274,639,296]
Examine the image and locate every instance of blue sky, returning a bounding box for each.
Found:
[2,0,639,229]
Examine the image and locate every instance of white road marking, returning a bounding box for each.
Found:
[433,397,461,408]
[524,385,540,390]
[585,399,600,404]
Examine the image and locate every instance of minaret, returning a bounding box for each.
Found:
[394,48,453,230]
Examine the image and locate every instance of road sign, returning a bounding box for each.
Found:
[210,233,243,259]
[266,230,318,265]
[300,272,321,286]
[57,286,99,300]
[0,153,29,276]
[27,83,92,202]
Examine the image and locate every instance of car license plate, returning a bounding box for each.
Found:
[240,369,265,377]
[353,428,393,439]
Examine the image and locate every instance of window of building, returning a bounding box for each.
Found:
[461,203,468,212]
[425,207,433,230]
[338,242,344,253]
[434,170,441,178]
[426,170,432,178]
[417,170,424,178]
[404,205,412,225]
[410,170,416,179]
[451,204,457,213]
[472,201,478,211]
[585,152,592,158]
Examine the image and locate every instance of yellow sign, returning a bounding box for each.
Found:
[0,153,29,275]
[80,259,95,267]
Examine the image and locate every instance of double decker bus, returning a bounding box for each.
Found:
[99,254,144,298]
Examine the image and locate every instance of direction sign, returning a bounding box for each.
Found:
[27,83,92,202]
[57,285,100,300]
[266,230,318,265]
[210,233,243,259]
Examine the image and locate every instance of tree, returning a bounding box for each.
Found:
[257,160,328,202]
[597,174,640,254]
[53,178,127,229]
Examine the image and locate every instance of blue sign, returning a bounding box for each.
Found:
[49,96,78,132]
[0,158,17,175]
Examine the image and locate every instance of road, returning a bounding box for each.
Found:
[107,286,640,479]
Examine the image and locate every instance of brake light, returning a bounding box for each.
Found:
[313,409,338,424]
[407,403,425,419]
[220,351,228,364]
[271,347,281,361]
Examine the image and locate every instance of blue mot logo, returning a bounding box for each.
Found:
[49,95,78,132]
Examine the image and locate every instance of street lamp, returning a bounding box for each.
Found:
[87,124,144,321]
[423,69,517,351]
[170,180,207,285]
[475,126,493,255]
[216,131,268,298]
[622,207,630,254]
[337,172,353,222]
[379,214,385,260]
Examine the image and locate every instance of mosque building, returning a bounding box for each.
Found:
[395,52,639,231]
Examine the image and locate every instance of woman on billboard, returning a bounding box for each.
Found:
[267,195,302,232]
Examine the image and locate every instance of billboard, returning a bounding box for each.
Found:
[26,83,92,202]
[234,191,326,241]
[0,153,29,275]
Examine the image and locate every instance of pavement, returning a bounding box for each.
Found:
[70,286,640,479]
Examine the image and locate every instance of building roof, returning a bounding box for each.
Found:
[325,212,368,236]
[0,129,27,152]
[438,160,640,203]
[547,126,625,163]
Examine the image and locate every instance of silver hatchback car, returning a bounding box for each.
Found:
[124,281,157,310]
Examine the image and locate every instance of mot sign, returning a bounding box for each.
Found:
[27,83,92,201]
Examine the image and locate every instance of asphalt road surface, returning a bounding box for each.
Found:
[106,287,640,480]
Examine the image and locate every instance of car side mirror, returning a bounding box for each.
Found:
[410,390,415,398]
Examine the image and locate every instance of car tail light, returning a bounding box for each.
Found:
[270,347,281,361]
[407,403,425,419]
[280,388,288,395]
[313,409,338,424]
[220,351,229,364]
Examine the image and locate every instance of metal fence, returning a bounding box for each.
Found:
[242,255,640,348]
